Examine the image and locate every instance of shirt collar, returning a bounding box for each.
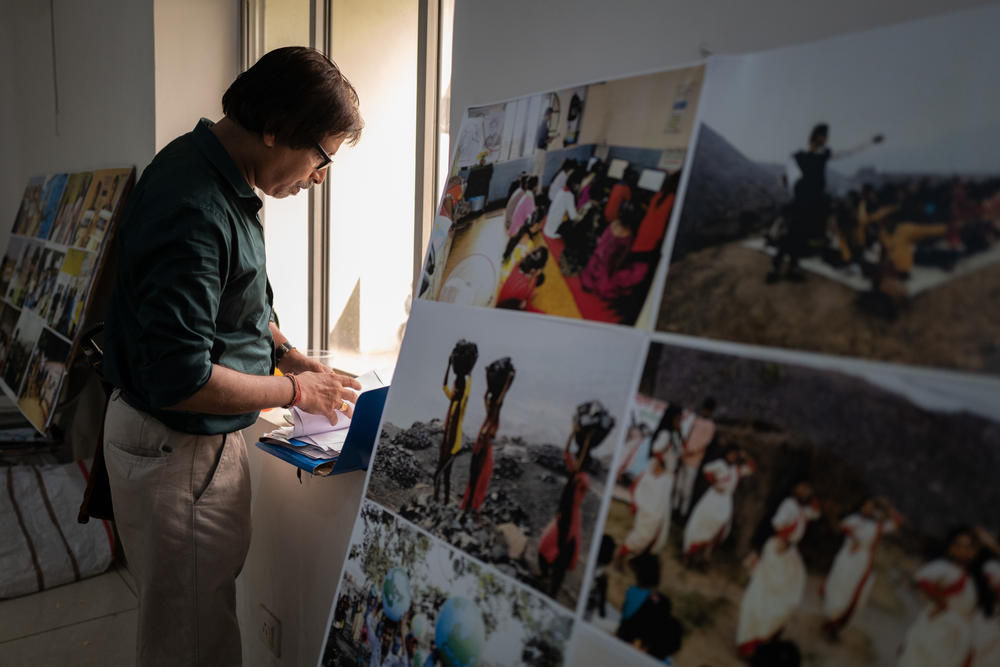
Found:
[192,118,263,212]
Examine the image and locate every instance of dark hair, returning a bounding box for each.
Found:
[750,640,801,667]
[616,595,680,659]
[809,123,829,144]
[652,404,683,444]
[701,396,717,413]
[222,46,363,149]
[526,175,539,190]
[629,553,662,589]
[519,246,548,272]
[663,170,682,194]
[597,535,616,565]
[624,167,639,188]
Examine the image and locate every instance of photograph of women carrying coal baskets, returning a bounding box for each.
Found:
[366,300,645,610]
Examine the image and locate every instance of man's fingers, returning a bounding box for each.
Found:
[337,375,362,390]
[339,389,359,404]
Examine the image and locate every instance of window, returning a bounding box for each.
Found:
[244,0,454,373]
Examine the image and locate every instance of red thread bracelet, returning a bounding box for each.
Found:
[282,374,301,409]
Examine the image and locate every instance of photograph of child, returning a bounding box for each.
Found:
[366,300,645,610]
[585,341,1000,666]
[17,328,71,431]
[419,65,703,327]
[656,6,1000,375]
[321,500,574,667]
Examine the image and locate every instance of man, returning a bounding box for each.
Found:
[102,47,364,666]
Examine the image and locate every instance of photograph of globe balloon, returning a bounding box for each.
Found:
[366,300,645,610]
[321,501,574,667]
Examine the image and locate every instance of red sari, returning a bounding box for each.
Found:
[538,470,591,570]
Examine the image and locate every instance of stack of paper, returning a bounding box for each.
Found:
[259,368,392,462]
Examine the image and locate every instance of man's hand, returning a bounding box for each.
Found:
[294,371,362,422]
[279,347,330,375]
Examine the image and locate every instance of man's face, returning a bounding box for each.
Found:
[259,133,346,198]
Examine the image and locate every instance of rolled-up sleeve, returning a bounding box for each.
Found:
[128,205,230,408]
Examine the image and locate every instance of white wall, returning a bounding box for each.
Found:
[154,0,242,151]
[450,0,998,143]
[0,0,20,241]
[0,0,155,249]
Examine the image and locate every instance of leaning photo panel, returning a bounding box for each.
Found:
[321,7,1000,666]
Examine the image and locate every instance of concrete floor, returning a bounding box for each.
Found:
[0,566,137,667]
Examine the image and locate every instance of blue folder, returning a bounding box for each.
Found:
[255,385,389,477]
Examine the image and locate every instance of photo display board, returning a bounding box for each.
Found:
[1,167,135,432]
[322,7,1000,667]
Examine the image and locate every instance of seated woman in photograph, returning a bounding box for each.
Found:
[737,481,820,660]
[547,159,575,201]
[898,527,980,667]
[496,247,547,311]
[433,340,478,505]
[682,446,755,568]
[604,167,638,224]
[461,357,516,517]
[499,205,546,289]
[575,160,603,208]
[557,201,605,277]
[508,176,539,240]
[580,202,650,300]
[504,174,528,232]
[820,496,902,640]
[631,171,681,257]
[543,169,582,238]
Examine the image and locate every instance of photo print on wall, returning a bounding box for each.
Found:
[656,7,1000,375]
[320,6,1000,667]
[321,500,574,667]
[0,167,134,431]
[584,340,1000,666]
[365,300,645,611]
[418,64,705,327]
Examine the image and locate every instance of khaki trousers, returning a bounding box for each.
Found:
[104,391,251,667]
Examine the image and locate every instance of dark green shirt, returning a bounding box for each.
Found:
[104,119,274,435]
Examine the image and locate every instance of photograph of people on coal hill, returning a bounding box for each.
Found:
[655,6,1000,376]
[366,300,645,610]
[583,340,1000,666]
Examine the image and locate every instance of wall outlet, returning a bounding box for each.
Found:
[259,604,282,658]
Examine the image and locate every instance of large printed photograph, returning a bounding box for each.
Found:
[419,65,703,326]
[321,501,574,667]
[366,300,644,610]
[656,7,1000,375]
[584,341,1000,666]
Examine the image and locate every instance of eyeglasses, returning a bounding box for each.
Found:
[314,142,333,169]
